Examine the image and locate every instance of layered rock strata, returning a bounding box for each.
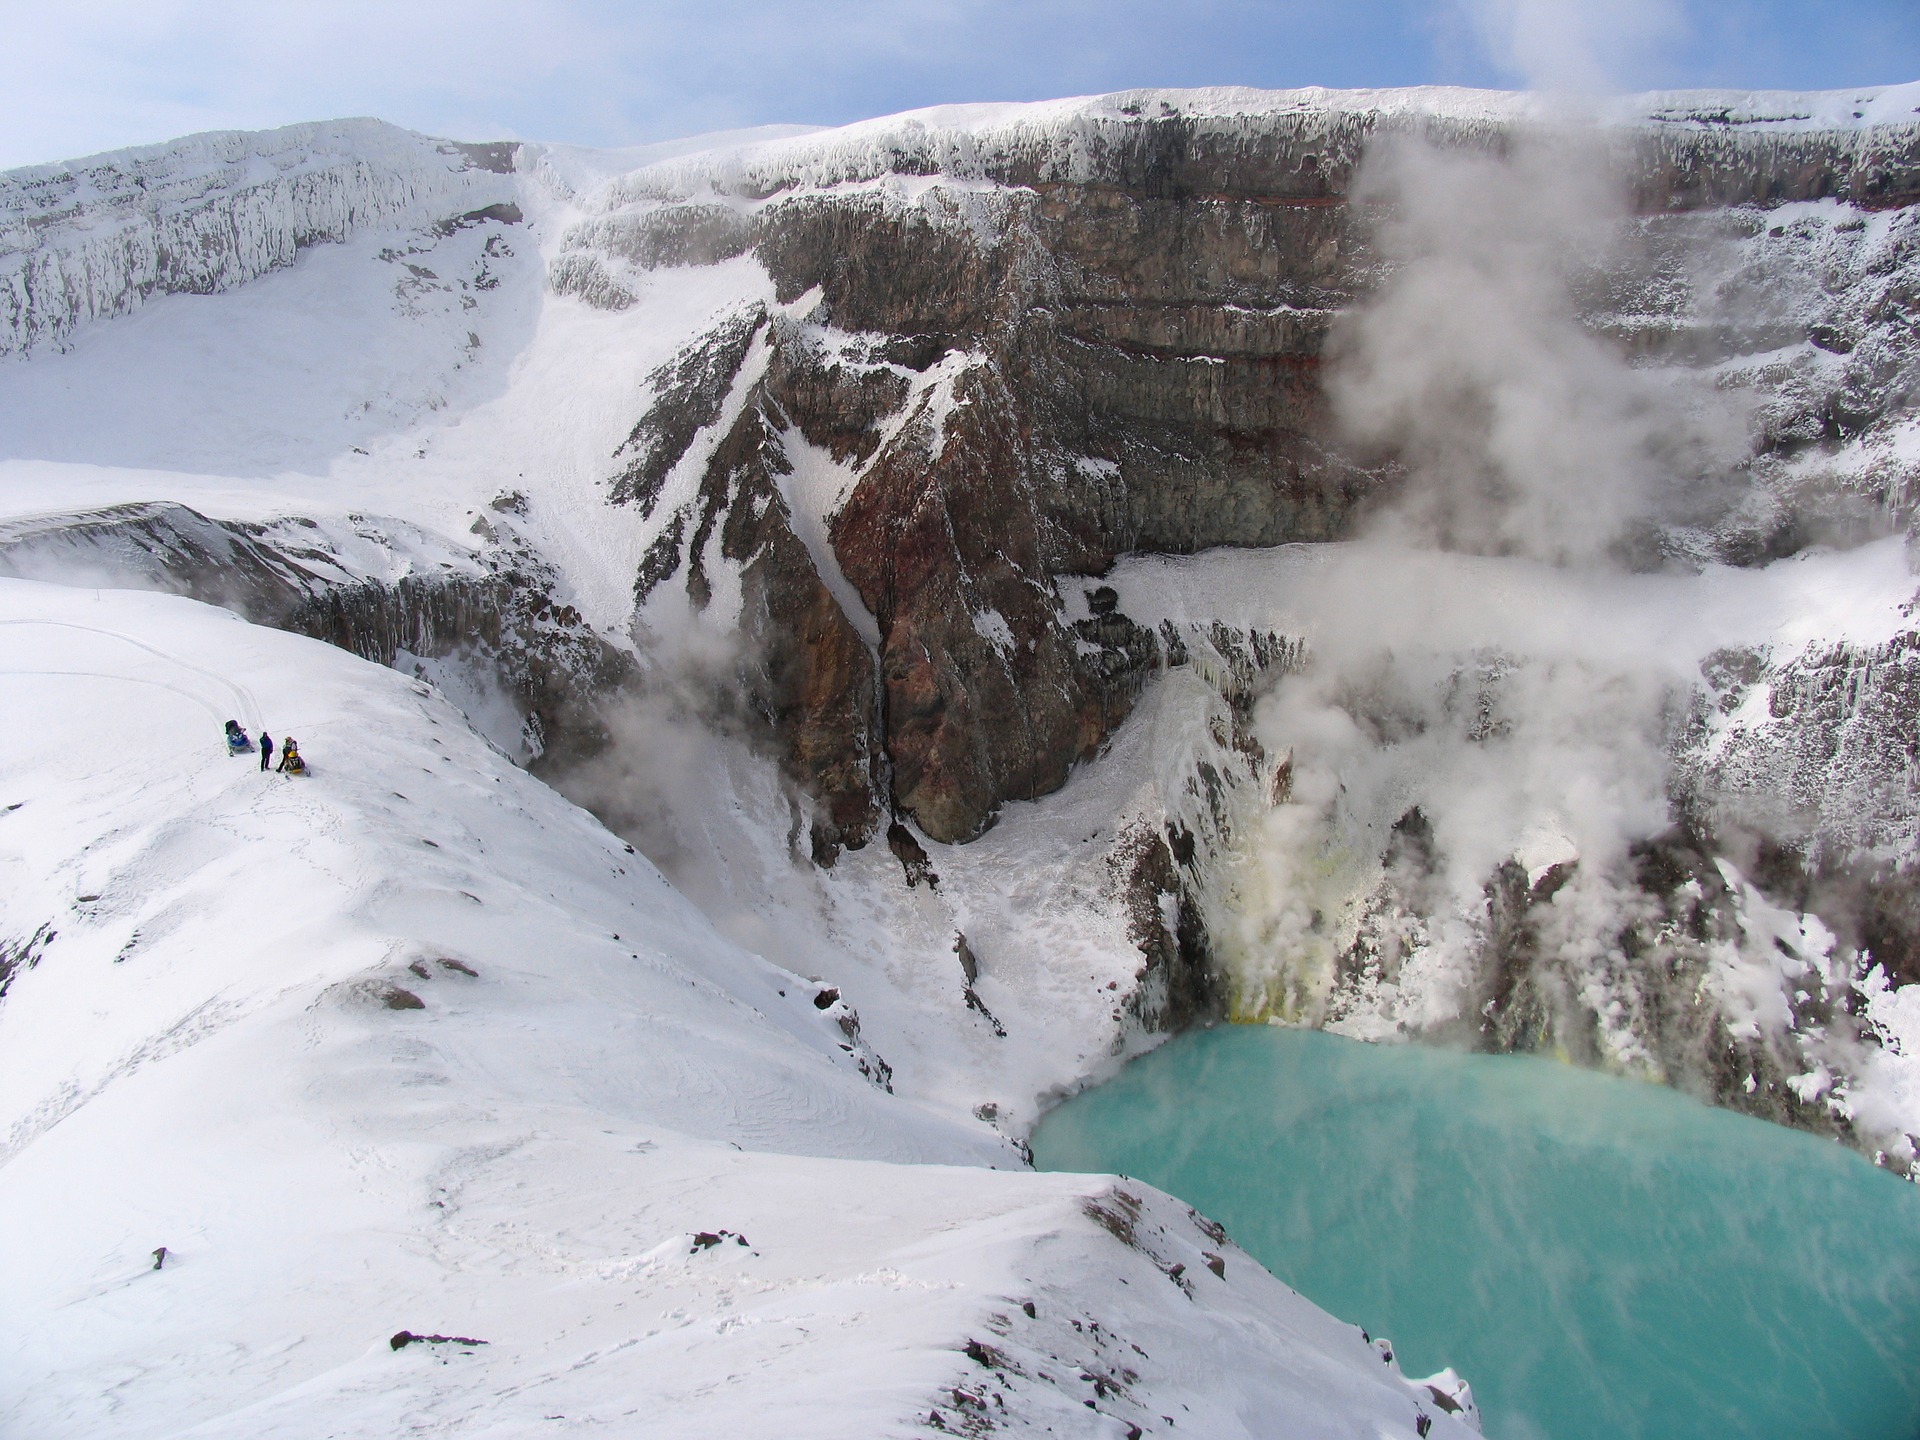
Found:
[578,92,1920,851]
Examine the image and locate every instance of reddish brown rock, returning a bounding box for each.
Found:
[635,395,884,852]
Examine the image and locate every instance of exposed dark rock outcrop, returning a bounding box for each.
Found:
[602,162,1366,838]
[1313,790,1883,1148]
[613,304,769,511]
[1679,636,1920,870]
[1113,821,1222,1034]
[833,363,1149,840]
[0,922,56,1005]
[628,381,885,850]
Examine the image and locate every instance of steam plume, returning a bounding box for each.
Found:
[1217,105,1752,1051]
[1457,0,1685,95]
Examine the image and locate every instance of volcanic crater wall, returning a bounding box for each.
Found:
[586,97,1920,850]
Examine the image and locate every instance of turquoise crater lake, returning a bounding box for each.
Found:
[1031,1026,1920,1440]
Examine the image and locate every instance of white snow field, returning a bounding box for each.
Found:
[0,580,1472,1437]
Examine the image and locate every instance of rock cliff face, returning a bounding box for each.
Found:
[545,89,1920,1157]
[575,91,1920,849]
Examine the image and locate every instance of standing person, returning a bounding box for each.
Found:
[260,732,274,773]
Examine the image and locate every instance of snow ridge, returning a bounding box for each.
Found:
[0,579,1476,1439]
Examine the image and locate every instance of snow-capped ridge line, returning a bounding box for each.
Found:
[7,79,1916,357]
[590,80,1920,208]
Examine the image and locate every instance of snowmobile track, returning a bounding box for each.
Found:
[0,619,262,728]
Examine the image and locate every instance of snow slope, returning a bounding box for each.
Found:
[0,578,1471,1437]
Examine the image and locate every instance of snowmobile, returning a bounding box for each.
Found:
[224,720,255,755]
[277,740,310,777]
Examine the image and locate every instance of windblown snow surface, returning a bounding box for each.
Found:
[0,107,1491,1438]
[0,580,1471,1437]
[3,84,1919,1434]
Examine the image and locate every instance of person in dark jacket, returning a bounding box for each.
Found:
[260,732,274,772]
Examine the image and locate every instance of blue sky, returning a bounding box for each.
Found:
[1,0,1916,169]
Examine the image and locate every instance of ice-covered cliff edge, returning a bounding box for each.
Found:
[0,118,515,358]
